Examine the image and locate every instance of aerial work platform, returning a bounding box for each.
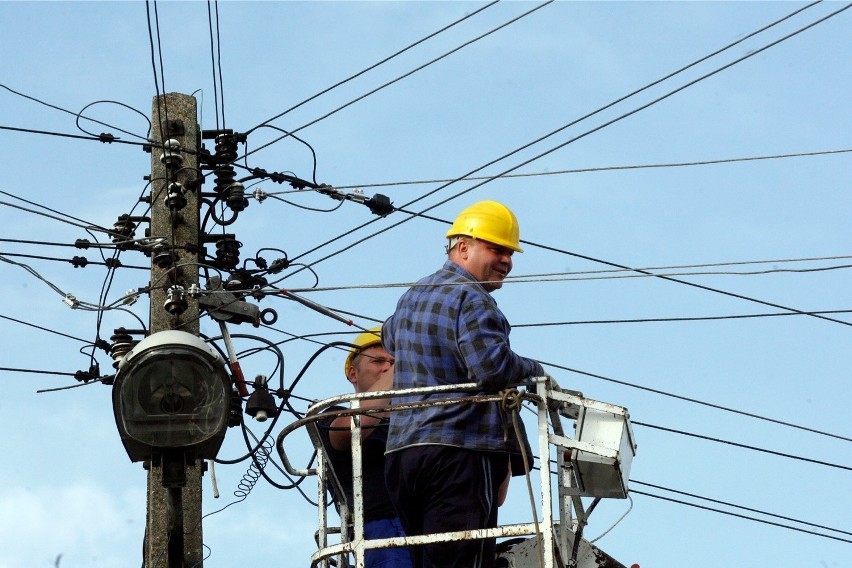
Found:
[277,376,637,568]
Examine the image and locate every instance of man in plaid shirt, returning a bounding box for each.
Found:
[383,201,545,568]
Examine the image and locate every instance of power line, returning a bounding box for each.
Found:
[242,0,554,160]
[631,480,852,538]
[244,0,501,135]
[0,124,135,145]
[282,2,848,276]
[513,309,852,328]
[0,198,116,237]
[330,148,852,191]
[280,254,852,292]
[0,83,148,140]
[0,251,148,270]
[206,0,226,131]
[1,367,78,378]
[538,360,852,443]
[0,313,90,344]
[630,489,852,544]
[504,263,852,282]
[0,238,139,250]
[506,255,852,279]
[525,242,852,329]
[632,421,852,471]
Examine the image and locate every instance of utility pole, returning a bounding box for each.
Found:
[147,92,204,568]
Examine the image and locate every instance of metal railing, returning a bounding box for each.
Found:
[276,376,636,568]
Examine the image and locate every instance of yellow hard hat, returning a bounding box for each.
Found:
[445,200,523,253]
[344,325,383,378]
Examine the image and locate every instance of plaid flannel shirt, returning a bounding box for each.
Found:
[383,260,545,456]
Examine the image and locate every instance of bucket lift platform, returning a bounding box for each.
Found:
[277,376,637,568]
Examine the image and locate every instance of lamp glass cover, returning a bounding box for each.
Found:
[117,347,228,447]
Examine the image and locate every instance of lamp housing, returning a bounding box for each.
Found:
[112,330,230,463]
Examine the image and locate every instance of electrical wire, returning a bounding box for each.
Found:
[278,253,852,292]
[630,480,852,538]
[207,0,219,130]
[0,313,92,343]
[0,124,143,145]
[245,0,501,135]
[206,0,223,131]
[0,82,149,140]
[0,367,77,377]
[630,489,852,544]
[588,495,632,544]
[145,0,172,155]
[75,100,151,140]
[281,3,848,275]
[632,421,852,471]
[0,250,148,270]
[241,1,554,161]
[329,148,852,191]
[513,309,852,328]
[1,254,68,297]
[538,359,852,443]
[0,190,113,235]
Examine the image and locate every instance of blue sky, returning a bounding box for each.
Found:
[1,1,850,567]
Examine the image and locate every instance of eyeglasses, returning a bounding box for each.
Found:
[364,355,395,366]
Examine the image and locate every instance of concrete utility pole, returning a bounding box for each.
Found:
[147,92,204,568]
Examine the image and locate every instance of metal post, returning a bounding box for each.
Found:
[146,92,203,568]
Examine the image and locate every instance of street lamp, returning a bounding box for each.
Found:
[112,330,230,485]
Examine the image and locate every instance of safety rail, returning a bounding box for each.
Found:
[276,376,636,568]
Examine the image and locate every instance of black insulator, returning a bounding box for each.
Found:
[214,133,239,162]
[225,182,248,212]
[215,237,242,269]
[112,214,136,245]
[74,239,91,249]
[213,133,239,195]
[152,247,178,269]
[71,256,88,268]
[214,165,236,194]
[104,258,122,269]
[110,329,136,369]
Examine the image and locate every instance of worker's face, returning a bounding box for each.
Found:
[349,345,394,392]
[458,238,514,292]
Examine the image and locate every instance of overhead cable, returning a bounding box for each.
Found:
[1,367,78,377]
[632,421,852,471]
[630,489,852,544]
[631,480,852,538]
[0,83,148,140]
[206,0,226,131]
[0,314,90,343]
[245,0,501,135]
[242,0,553,160]
[538,359,852,443]
[284,2,848,273]
[330,148,852,190]
[0,190,112,235]
[513,310,852,328]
